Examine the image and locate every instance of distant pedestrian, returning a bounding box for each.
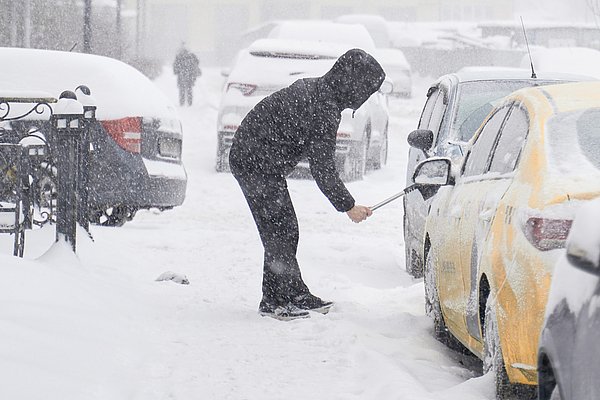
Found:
[229,48,385,321]
[173,44,201,106]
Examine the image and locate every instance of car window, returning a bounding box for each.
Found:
[418,87,440,130]
[428,89,447,140]
[547,107,600,176]
[462,106,511,177]
[489,106,529,174]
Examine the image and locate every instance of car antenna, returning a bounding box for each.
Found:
[520,16,537,79]
[69,42,78,52]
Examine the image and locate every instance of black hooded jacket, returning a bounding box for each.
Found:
[229,48,385,212]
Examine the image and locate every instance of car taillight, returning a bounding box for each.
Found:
[223,124,239,132]
[227,82,257,96]
[101,117,142,154]
[337,132,351,139]
[523,217,572,251]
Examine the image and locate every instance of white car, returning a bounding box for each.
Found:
[216,34,389,181]
[374,48,412,97]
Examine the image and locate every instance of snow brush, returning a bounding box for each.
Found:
[370,186,418,212]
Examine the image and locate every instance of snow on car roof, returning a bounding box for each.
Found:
[228,40,340,88]
[248,38,355,59]
[0,47,177,120]
[519,47,600,80]
[442,68,594,84]
[373,48,410,69]
[268,21,376,53]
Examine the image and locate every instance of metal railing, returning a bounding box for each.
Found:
[0,90,95,256]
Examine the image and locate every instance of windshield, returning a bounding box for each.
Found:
[451,80,561,143]
[547,107,600,176]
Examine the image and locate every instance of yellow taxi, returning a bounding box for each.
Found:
[421,81,600,399]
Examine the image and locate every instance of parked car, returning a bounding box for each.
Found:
[334,14,391,48]
[418,81,600,399]
[403,70,588,277]
[216,37,390,181]
[0,47,187,226]
[538,184,600,400]
[520,46,600,80]
[373,48,412,97]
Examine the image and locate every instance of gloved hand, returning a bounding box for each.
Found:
[346,205,372,223]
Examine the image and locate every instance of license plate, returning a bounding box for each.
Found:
[159,138,181,158]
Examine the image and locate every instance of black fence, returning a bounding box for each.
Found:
[0,90,95,256]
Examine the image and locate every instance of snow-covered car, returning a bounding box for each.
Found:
[373,48,412,97]
[421,81,600,399]
[403,70,587,278]
[520,46,600,79]
[334,14,391,48]
[0,47,186,226]
[216,37,390,181]
[538,178,600,400]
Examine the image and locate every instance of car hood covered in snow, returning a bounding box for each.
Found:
[0,47,177,120]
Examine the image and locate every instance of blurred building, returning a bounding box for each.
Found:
[140,0,515,66]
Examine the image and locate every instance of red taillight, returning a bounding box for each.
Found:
[337,132,352,139]
[227,82,257,96]
[223,124,239,132]
[523,217,572,251]
[101,117,142,153]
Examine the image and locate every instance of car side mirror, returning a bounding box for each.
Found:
[379,79,393,95]
[410,157,453,200]
[221,68,231,78]
[565,213,600,276]
[407,129,434,152]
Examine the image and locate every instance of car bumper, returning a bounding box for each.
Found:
[87,142,187,210]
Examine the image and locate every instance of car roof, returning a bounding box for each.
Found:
[248,38,353,59]
[0,47,176,120]
[437,68,595,85]
[268,21,376,52]
[513,81,600,114]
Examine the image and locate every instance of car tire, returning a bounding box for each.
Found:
[407,248,424,278]
[483,294,536,400]
[338,134,367,182]
[90,205,136,227]
[372,127,388,170]
[215,146,229,173]
[351,128,369,180]
[550,386,562,400]
[424,251,468,352]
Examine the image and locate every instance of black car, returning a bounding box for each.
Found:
[0,47,187,226]
[538,198,600,400]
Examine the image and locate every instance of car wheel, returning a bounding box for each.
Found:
[372,128,388,170]
[350,129,369,180]
[407,248,424,278]
[550,386,562,400]
[90,205,136,227]
[215,146,230,173]
[483,294,536,400]
[424,250,468,352]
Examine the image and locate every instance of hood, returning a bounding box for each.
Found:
[321,48,386,110]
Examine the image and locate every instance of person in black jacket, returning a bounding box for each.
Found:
[173,44,201,106]
[229,48,385,320]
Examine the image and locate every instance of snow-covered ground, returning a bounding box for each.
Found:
[0,68,495,399]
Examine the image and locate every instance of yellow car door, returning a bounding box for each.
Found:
[459,104,530,349]
[437,105,512,344]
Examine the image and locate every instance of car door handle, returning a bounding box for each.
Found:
[479,209,494,222]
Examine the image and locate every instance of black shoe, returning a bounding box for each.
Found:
[258,300,310,321]
[292,293,334,314]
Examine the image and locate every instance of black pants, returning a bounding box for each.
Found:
[177,80,193,106]
[232,170,310,305]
